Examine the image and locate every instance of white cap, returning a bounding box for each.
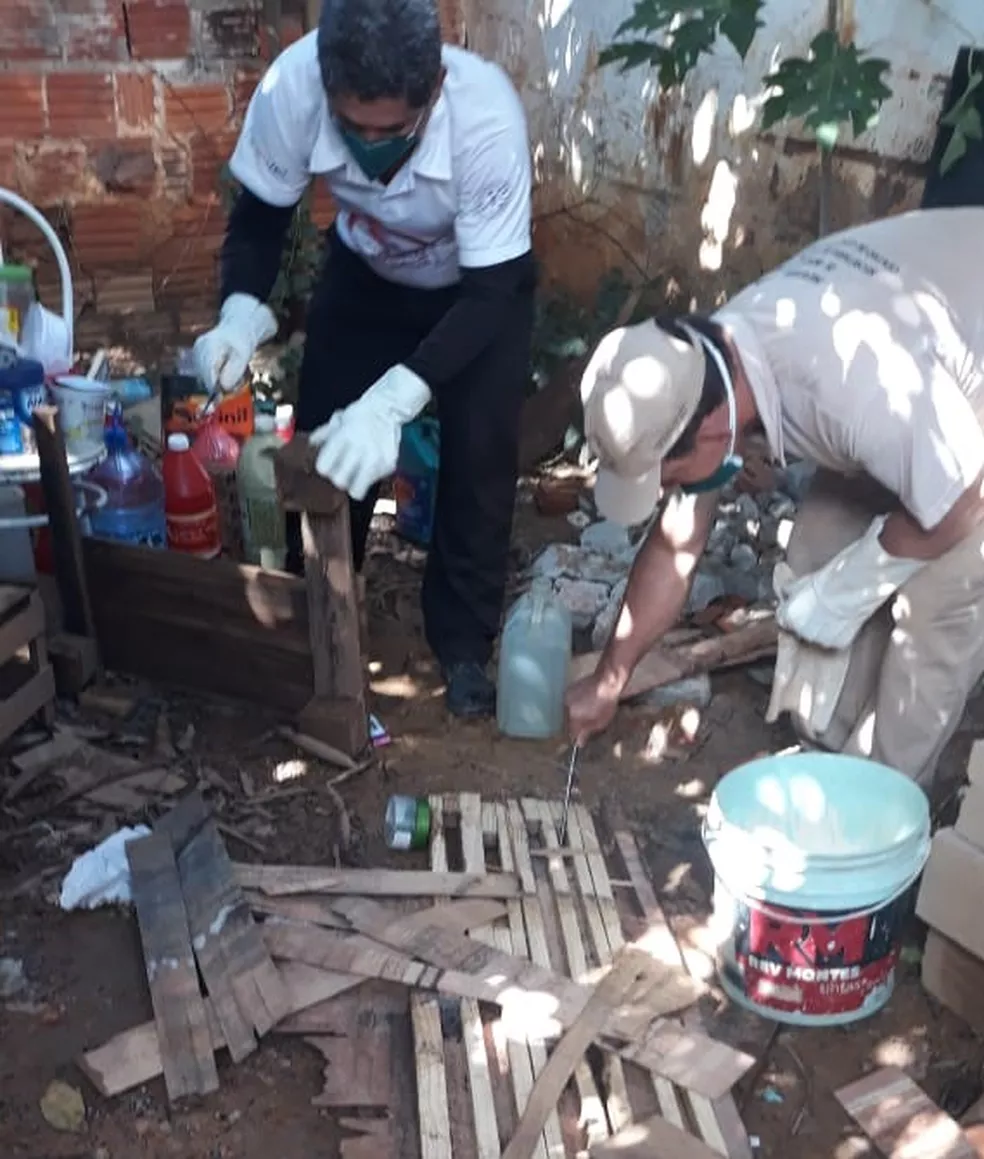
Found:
[167,432,190,452]
[580,319,705,526]
[275,403,294,430]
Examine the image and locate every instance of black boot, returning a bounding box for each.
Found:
[443,661,496,719]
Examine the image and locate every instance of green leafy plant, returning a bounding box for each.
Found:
[599,0,765,89]
[761,31,891,150]
[939,53,984,174]
[600,2,891,156]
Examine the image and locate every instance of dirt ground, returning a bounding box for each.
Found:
[2,492,983,1159]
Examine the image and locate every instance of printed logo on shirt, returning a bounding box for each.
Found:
[344,211,454,270]
[247,131,291,183]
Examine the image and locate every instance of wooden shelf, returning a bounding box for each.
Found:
[0,584,56,746]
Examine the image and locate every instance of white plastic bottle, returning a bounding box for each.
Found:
[496,579,573,739]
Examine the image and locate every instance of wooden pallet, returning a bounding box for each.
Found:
[0,583,55,747]
[409,793,753,1158]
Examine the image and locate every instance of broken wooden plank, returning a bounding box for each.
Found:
[836,1067,978,1158]
[234,864,521,899]
[307,985,404,1108]
[503,949,653,1159]
[78,960,360,1097]
[125,832,218,1101]
[589,1115,724,1158]
[568,615,777,701]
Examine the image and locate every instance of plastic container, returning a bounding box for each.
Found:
[0,355,47,456]
[50,375,111,454]
[702,751,932,1027]
[496,579,572,739]
[0,265,34,344]
[192,414,243,558]
[163,431,220,558]
[85,410,166,549]
[0,485,37,582]
[238,413,286,569]
[384,795,431,851]
[393,417,439,546]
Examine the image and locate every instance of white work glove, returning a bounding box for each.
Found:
[775,515,926,651]
[766,562,853,734]
[311,364,432,501]
[192,293,278,392]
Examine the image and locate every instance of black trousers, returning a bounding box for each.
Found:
[288,230,535,669]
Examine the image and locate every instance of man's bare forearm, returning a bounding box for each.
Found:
[596,491,717,691]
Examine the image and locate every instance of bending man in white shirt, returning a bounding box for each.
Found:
[565,207,984,792]
[194,0,536,718]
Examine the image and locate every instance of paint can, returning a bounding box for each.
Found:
[702,751,930,1026]
[384,795,431,852]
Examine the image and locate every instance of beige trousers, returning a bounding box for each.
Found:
[783,470,984,788]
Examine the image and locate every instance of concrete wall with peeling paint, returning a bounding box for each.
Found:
[462,0,984,304]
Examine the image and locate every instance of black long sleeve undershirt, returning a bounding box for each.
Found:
[219,187,535,388]
[219,187,296,304]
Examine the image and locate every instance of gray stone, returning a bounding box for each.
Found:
[729,543,759,573]
[531,544,626,589]
[686,569,727,614]
[552,577,611,631]
[580,520,631,553]
[591,577,628,651]
[705,519,737,560]
[630,674,713,710]
[778,459,816,503]
[0,957,26,999]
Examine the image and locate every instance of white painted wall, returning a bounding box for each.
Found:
[463,0,984,299]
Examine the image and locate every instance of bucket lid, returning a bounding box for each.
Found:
[703,752,930,910]
[54,375,111,395]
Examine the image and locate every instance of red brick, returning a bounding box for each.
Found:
[72,200,153,270]
[159,143,191,199]
[115,71,158,134]
[309,182,337,231]
[65,2,128,62]
[47,72,117,140]
[124,0,191,60]
[0,1,62,60]
[14,143,91,205]
[164,82,230,137]
[0,74,46,140]
[93,140,158,196]
[201,7,261,59]
[190,130,238,201]
[232,67,262,118]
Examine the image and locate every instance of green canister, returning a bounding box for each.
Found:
[384,795,431,851]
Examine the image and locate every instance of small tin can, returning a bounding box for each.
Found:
[384,795,431,851]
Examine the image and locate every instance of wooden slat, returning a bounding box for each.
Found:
[0,589,45,664]
[589,1115,724,1158]
[0,663,55,748]
[234,864,521,899]
[836,1067,977,1158]
[503,950,652,1159]
[125,832,219,1101]
[921,929,984,1035]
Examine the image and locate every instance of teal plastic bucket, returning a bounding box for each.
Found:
[393,417,439,546]
[702,751,930,1027]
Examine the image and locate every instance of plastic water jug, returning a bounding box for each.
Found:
[497,579,572,739]
[86,409,166,549]
[393,417,439,546]
[238,413,287,569]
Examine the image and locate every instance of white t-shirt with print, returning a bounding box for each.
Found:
[715,207,984,530]
[228,32,532,290]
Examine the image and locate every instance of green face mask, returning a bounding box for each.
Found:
[340,128,419,182]
[676,321,744,497]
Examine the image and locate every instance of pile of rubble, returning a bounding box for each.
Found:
[533,461,815,651]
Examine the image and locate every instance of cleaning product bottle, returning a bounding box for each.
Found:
[163,432,220,558]
[86,406,166,548]
[496,579,572,739]
[238,413,286,569]
[393,417,440,546]
[192,413,243,558]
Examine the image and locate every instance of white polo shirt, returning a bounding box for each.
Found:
[228,32,532,290]
[715,208,984,531]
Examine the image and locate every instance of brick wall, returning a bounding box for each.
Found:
[0,0,463,353]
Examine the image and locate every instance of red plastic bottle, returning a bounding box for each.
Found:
[163,432,220,558]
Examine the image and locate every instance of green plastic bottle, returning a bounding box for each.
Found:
[237,410,289,569]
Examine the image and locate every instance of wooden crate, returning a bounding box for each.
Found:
[0,584,56,746]
[75,434,368,757]
[409,793,753,1158]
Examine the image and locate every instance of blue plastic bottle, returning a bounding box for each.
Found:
[85,408,166,549]
[393,417,440,546]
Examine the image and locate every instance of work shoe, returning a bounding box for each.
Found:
[443,661,496,719]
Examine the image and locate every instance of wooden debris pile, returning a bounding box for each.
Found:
[80,789,760,1158]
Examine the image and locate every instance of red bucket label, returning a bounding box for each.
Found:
[721,892,910,1018]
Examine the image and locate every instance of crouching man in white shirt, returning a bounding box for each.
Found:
[194,0,536,718]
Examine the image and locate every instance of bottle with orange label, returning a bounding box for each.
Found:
[163,432,221,558]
